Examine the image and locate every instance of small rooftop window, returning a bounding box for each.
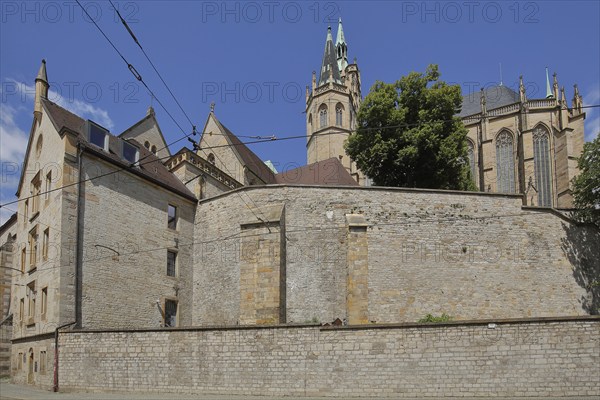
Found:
[122,141,139,165]
[87,121,109,150]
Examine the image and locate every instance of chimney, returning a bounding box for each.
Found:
[34,59,49,124]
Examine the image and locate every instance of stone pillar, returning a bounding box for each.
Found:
[239,204,285,325]
[345,214,368,325]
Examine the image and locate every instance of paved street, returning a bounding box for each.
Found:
[1,381,598,400]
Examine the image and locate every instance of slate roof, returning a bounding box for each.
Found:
[41,98,196,201]
[458,85,520,117]
[275,157,359,186]
[318,27,342,86]
[213,118,276,184]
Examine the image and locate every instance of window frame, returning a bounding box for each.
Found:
[495,130,516,193]
[163,298,178,328]
[28,226,38,271]
[42,228,49,261]
[166,250,177,277]
[87,120,109,151]
[167,204,178,230]
[122,140,139,165]
[41,287,48,320]
[533,125,552,207]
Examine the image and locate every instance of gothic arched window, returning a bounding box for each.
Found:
[495,130,515,193]
[467,140,476,183]
[533,125,552,206]
[144,141,150,149]
[319,105,328,129]
[207,153,215,165]
[151,145,157,154]
[335,104,344,127]
[308,114,313,133]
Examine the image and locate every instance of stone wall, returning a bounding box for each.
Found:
[194,185,599,326]
[56,317,600,398]
[79,156,196,329]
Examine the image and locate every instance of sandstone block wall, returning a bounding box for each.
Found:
[194,185,599,326]
[79,156,196,329]
[57,317,600,398]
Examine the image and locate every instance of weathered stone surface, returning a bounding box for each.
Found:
[56,318,600,398]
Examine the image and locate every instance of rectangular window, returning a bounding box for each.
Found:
[29,226,38,270]
[19,298,24,321]
[89,122,108,149]
[31,171,41,215]
[27,282,36,323]
[21,247,26,273]
[164,299,178,327]
[167,204,177,230]
[42,228,49,261]
[122,141,139,165]
[39,351,47,374]
[41,287,48,318]
[45,170,52,200]
[167,251,177,277]
[24,199,29,223]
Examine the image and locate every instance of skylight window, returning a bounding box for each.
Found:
[122,141,139,165]
[88,121,108,150]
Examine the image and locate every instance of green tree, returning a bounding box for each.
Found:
[345,65,475,190]
[572,136,600,227]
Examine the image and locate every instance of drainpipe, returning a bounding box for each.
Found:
[75,144,84,328]
[53,321,76,392]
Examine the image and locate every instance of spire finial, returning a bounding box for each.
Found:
[36,59,48,85]
[210,102,215,113]
[499,63,503,86]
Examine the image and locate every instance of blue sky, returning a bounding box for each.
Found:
[1,0,599,223]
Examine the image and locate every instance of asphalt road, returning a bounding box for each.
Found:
[1,382,598,400]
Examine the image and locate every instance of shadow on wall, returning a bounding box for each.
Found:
[561,222,600,315]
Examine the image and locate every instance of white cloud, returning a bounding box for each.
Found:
[7,79,114,131]
[0,103,29,164]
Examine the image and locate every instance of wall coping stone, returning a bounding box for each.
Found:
[59,315,599,335]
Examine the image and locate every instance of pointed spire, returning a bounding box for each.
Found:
[560,86,566,105]
[336,18,348,73]
[572,84,583,112]
[34,59,49,122]
[146,106,155,116]
[553,72,559,99]
[480,88,487,114]
[519,75,527,103]
[318,26,341,86]
[36,59,48,85]
[545,67,553,98]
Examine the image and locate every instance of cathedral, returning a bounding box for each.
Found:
[304,19,586,208]
[0,21,596,391]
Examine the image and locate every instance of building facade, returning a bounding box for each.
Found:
[2,21,594,388]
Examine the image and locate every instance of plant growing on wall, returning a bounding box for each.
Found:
[572,136,600,228]
[418,313,453,323]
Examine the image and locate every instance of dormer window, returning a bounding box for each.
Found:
[87,121,109,151]
[122,141,139,165]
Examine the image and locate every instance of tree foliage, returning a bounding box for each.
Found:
[572,136,600,227]
[345,65,476,190]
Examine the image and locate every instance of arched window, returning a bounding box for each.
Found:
[308,114,313,133]
[467,140,476,183]
[207,153,215,165]
[495,130,515,193]
[319,105,328,129]
[533,125,552,206]
[335,104,343,127]
[151,145,157,154]
[144,141,150,149]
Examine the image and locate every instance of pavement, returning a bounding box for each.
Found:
[1,381,598,400]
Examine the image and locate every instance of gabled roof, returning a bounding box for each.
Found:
[118,108,171,156]
[275,157,359,186]
[0,213,17,236]
[40,98,195,201]
[458,85,519,117]
[211,115,276,184]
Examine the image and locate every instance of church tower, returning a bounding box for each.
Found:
[306,19,364,184]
